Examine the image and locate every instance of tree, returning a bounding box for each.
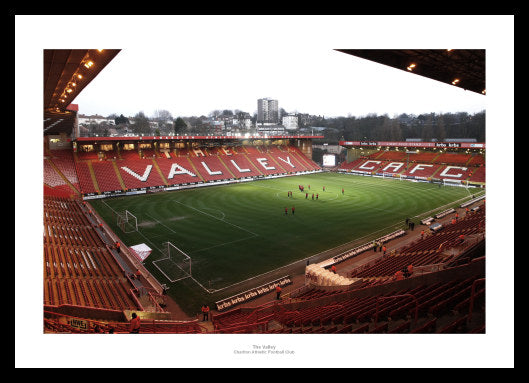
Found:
[131,111,151,134]
[434,114,446,142]
[209,110,222,119]
[174,117,187,134]
[421,113,434,142]
[153,109,173,122]
[115,114,130,125]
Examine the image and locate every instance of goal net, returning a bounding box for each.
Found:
[152,242,192,283]
[117,210,138,233]
[383,172,400,179]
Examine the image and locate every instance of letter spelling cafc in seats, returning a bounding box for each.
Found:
[121,165,152,182]
[230,159,251,173]
[408,163,434,174]
[358,160,381,170]
[256,158,276,171]
[382,162,405,172]
[439,166,467,178]
[167,163,197,179]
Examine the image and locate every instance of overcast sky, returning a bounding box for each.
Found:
[16,15,514,121]
[72,45,488,119]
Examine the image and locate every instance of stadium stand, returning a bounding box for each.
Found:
[46,150,81,192]
[338,150,485,186]
[210,268,485,334]
[42,194,208,333]
[42,139,486,334]
[435,152,472,165]
[91,161,123,192]
[42,138,487,335]
[407,151,439,163]
[74,161,98,194]
[189,154,233,182]
[71,143,322,194]
[117,158,166,190]
[220,153,264,178]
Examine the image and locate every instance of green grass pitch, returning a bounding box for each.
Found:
[90,172,482,315]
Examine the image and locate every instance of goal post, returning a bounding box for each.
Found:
[117,210,138,233]
[383,172,399,180]
[165,241,192,277]
[152,241,192,283]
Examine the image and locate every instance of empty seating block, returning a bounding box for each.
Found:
[43,196,140,312]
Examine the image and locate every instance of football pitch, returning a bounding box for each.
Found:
[90,172,483,314]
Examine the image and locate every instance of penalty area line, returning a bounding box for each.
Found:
[172,199,258,236]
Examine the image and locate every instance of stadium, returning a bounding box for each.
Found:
[38,48,491,340]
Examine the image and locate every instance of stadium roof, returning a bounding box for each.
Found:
[43,49,121,135]
[43,49,485,136]
[335,49,486,95]
[75,134,324,142]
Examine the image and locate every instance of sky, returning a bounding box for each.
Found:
[72,45,488,119]
[16,15,512,122]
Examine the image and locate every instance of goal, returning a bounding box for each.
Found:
[117,210,138,233]
[382,172,401,180]
[152,241,192,283]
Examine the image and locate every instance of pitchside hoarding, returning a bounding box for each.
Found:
[339,140,485,149]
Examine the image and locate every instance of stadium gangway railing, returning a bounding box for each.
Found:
[212,300,284,330]
[136,285,167,313]
[80,199,165,297]
[44,308,125,333]
[44,310,207,334]
[126,283,145,312]
[467,278,485,325]
[213,320,271,334]
[212,299,287,332]
[305,303,345,328]
[244,299,287,323]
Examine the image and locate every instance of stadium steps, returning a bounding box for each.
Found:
[86,161,101,194]
[151,158,169,186]
[429,165,444,179]
[242,153,265,175]
[294,148,321,170]
[45,158,81,196]
[463,156,474,167]
[431,153,442,163]
[216,155,237,179]
[267,154,287,173]
[185,157,205,182]
[289,149,313,170]
[111,160,127,190]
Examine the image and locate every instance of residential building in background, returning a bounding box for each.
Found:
[282,114,299,130]
[257,98,279,124]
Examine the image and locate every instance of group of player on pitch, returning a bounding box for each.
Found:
[284,184,345,215]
